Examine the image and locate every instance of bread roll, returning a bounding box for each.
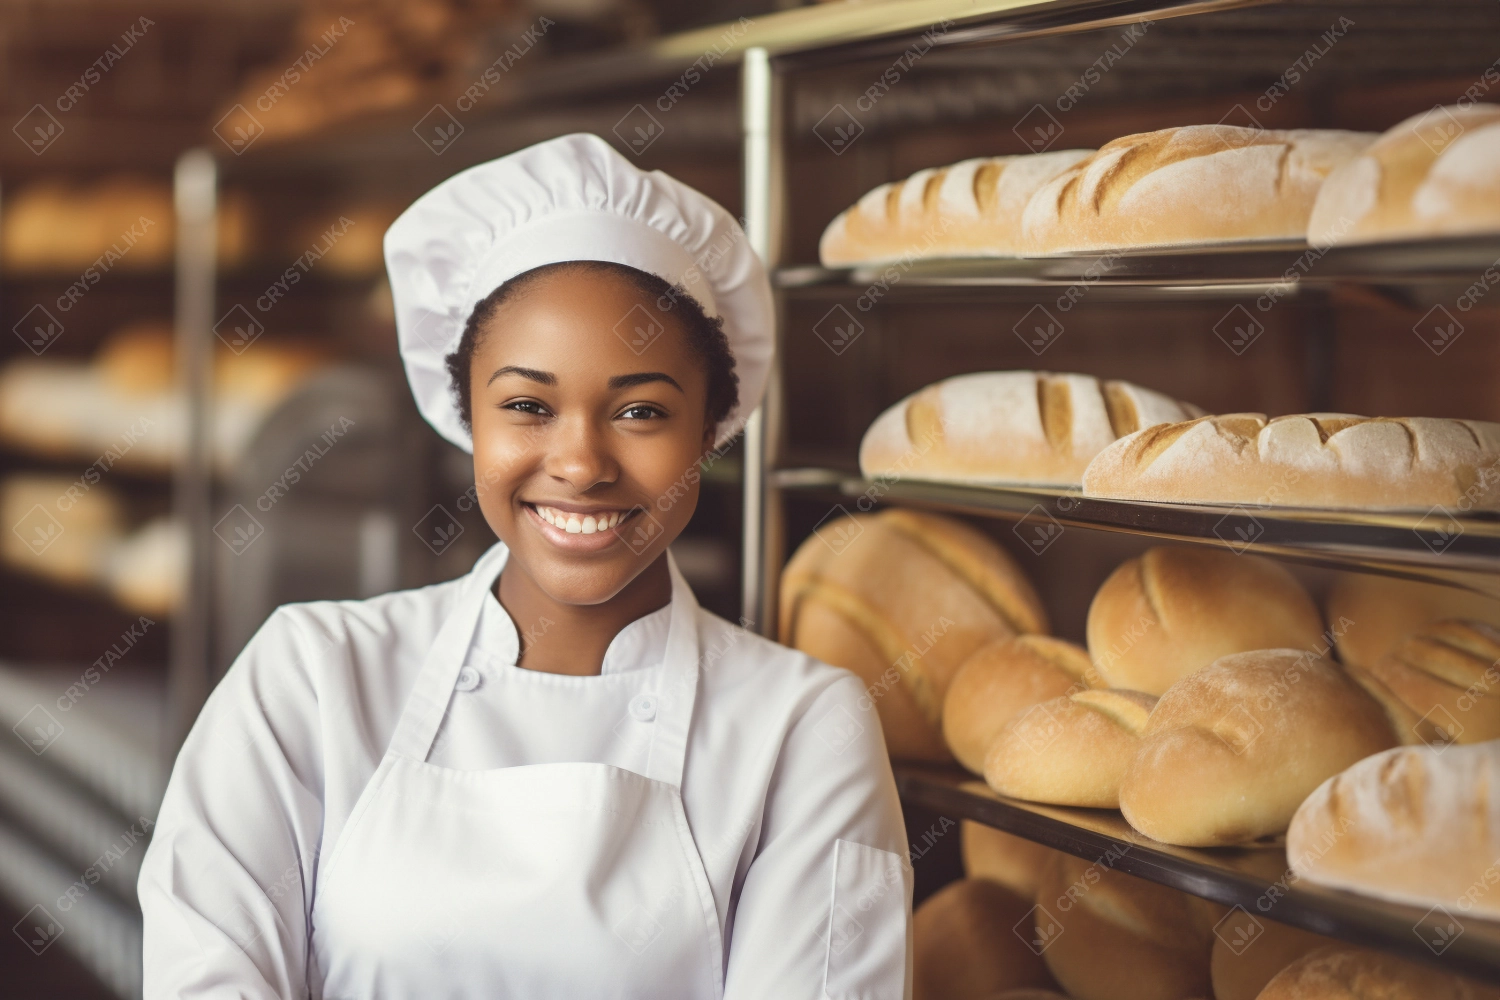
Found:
[860,371,1201,489]
[0,474,123,588]
[1033,853,1218,1000]
[1020,126,1373,252]
[1257,945,1500,1000]
[819,151,1093,266]
[1327,571,1500,671]
[913,878,1057,1000]
[1087,546,1324,695]
[1119,650,1396,846]
[780,509,1048,761]
[985,689,1157,808]
[1341,661,1446,748]
[961,814,1060,901]
[1287,741,1500,919]
[943,635,1095,773]
[1309,104,1500,246]
[1209,912,1330,1000]
[1360,620,1500,743]
[1082,413,1500,510]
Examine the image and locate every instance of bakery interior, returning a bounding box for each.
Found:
[4,0,1500,996]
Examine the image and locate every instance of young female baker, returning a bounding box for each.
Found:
[139,133,911,999]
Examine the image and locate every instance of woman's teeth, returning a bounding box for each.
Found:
[534,505,627,534]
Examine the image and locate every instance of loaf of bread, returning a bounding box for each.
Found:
[0,474,123,588]
[1342,661,1447,748]
[1020,126,1374,252]
[819,151,1093,266]
[985,689,1157,808]
[1087,546,1325,695]
[961,811,1060,900]
[913,878,1057,1000]
[1209,911,1331,1000]
[1361,620,1500,743]
[1119,650,1396,846]
[780,509,1048,761]
[1309,104,1500,246]
[860,371,1202,489]
[1082,412,1500,510]
[1287,741,1500,919]
[1327,571,1500,671]
[942,635,1095,773]
[1033,853,1218,1000]
[1257,945,1500,1000]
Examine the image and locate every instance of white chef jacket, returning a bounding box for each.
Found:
[138,544,913,998]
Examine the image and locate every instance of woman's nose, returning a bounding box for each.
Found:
[544,415,618,491]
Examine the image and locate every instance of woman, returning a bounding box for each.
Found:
[139,133,911,998]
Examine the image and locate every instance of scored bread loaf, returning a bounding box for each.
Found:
[1209,913,1331,1000]
[1327,571,1500,671]
[1341,661,1446,748]
[1287,741,1500,919]
[1087,546,1325,695]
[984,689,1157,808]
[1082,412,1500,510]
[860,371,1202,488]
[819,150,1093,266]
[913,878,1058,1000]
[1361,619,1500,743]
[1309,103,1500,246]
[942,635,1095,773]
[779,509,1047,761]
[1020,125,1374,252]
[1257,945,1500,1000]
[1119,650,1396,846]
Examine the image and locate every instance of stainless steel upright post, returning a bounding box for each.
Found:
[169,148,217,754]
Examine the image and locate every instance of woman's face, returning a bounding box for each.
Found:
[468,266,713,605]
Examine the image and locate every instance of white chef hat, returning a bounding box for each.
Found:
[384,132,773,451]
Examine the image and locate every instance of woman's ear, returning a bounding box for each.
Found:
[700,420,716,459]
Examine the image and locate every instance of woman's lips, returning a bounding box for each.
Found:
[522,503,640,552]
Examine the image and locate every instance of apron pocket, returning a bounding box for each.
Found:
[822,839,910,1000]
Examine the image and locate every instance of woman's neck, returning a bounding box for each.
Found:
[496,553,673,675]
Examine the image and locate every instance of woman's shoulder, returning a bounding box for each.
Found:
[694,608,866,708]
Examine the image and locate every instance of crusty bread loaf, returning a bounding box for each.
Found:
[819,151,1093,266]
[1287,741,1500,919]
[1082,412,1500,510]
[1119,650,1396,846]
[1257,945,1500,1000]
[780,509,1047,761]
[1327,571,1500,671]
[0,474,123,588]
[1342,661,1446,747]
[1209,912,1330,1000]
[1033,853,1219,1000]
[1020,126,1374,252]
[943,635,1095,773]
[860,371,1202,489]
[1309,104,1500,246]
[985,689,1157,808]
[913,878,1058,1000]
[1361,620,1500,743]
[1087,546,1325,695]
[961,813,1060,901]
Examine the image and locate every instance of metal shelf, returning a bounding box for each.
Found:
[898,766,1500,986]
[775,469,1500,595]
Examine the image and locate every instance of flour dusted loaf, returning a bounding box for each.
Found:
[1087,546,1325,695]
[1209,914,1331,1000]
[1309,103,1500,246]
[984,689,1157,808]
[860,371,1202,488]
[1287,741,1500,919]
[819,150,1093,266]
[1082,413,1500,510]
[913,878,1057,1000]
[1020,125,1373,252]
[779,509,1047,761]
[1119,650,1396,846]
[1362,619,1500,743]
[942,635,1095,773]
[1257,945,1500,1000]
[1327,571,1500,671]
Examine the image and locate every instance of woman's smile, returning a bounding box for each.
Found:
[521,500,644,551]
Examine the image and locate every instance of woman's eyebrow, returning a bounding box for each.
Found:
[488,365,556,386]
[609,372,683,393]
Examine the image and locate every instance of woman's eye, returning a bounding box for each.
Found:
[619,404,663,420]
[503,400,549,416]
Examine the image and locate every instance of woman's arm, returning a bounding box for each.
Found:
[723,671,913,1000]
[138,608,326,999]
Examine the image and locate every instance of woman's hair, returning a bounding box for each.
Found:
[444,260,739,438]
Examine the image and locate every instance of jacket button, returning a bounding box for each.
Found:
[629,693,657,722]
[454,665,482,693]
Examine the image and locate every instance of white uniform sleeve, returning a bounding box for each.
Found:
[139,608,326,999]
[723,672,913,1000]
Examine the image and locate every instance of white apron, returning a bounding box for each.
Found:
[308,544,725,999]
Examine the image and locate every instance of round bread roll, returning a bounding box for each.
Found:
[1209,911,1330,1000]
[1309,103,1500,247]
[914,878,1057,1000]
[985,689,1157,808]
[1119,650,1396,846]
[97,322,178,395]
[1326,571,1500,671]
[0,474,123,587]
[1087,546,1325,695]
[1033,853,1218,1000]
[943,635,1095,773]
[1256,945,1500,1000]
[1361,620,1500,743]
[1020,125,1374,252]
[960,793,1061,900]
[780,509,1047,761]
[1341,661,1446,747]
[1288,741,1500,920]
